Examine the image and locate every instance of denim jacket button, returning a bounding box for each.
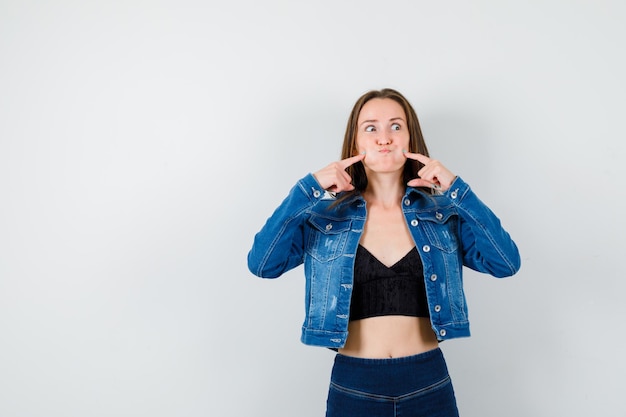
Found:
[435,212,443,220]
[450,189,458,199]
[430,274,437,281]
[439,329,447,337]
[404,199,411,206]
[410,219,418,227]
[325,223,333,231]
[313,189,321,198]
[434,305,441,312]
[422,245,430,253]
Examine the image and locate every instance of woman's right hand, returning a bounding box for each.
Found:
[313,154,365,193]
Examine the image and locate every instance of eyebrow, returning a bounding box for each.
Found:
[359,117,405,127]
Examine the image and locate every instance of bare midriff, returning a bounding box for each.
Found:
[338,315,439,359]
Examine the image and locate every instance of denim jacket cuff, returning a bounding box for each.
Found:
[298,173,328,204]
[444,176,470,203]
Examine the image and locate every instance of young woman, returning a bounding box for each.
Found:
[248,88,521,417]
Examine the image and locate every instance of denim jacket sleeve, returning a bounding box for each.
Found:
[247,174,325,278]
[445,177,521,277]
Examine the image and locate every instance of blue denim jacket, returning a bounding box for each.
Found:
[248,174,521,349]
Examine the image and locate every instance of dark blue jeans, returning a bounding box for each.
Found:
[326,348,459,417]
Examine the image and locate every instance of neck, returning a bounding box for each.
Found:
[363,172,405,208]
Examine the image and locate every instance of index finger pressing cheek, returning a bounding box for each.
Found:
[339,153,366,169]
[403,151,431,165]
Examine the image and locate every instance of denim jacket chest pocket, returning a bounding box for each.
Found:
[416,208,459,253]
[306,214,353,262]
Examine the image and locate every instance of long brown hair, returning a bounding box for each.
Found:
[338,88,430,201]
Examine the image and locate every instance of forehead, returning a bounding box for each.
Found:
[358,98,406,122]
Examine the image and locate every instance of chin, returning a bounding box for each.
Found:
[364,163,405,174]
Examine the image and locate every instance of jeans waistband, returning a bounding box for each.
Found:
[330,348,449,398]
[334,347,443,365]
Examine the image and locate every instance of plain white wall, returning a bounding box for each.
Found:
[1,1,625,416]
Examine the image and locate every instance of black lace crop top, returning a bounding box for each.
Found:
[349,244,429,321]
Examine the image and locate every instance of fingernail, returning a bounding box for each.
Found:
[402,149,407,153]
[361,151,366,155]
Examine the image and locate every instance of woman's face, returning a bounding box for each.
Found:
[355,98,410,174]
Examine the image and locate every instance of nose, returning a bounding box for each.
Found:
[377,136,391,145]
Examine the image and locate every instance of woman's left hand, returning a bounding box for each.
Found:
[404,152,457,192]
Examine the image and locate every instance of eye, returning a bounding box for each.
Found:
[391,123,401,131]
[365,125,376,132]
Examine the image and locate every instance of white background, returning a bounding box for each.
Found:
[1,1,625,416]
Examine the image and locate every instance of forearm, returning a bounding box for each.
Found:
[446,177,521,277]
[247,174,325,278]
